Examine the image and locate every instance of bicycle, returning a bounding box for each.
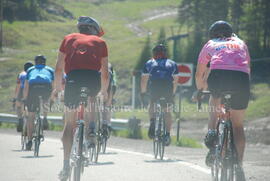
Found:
[33,96,45,157]
[198,90,239,181]
[87,95,104,163]
[97,96,111,154]
[153,97,167,160]
[69,87,90,181]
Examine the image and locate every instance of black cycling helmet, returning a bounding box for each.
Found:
[209,20,233,39]
[34,55,46,65]
[77,16,104,37]
[24,62,34,72]
[152,44,167,54]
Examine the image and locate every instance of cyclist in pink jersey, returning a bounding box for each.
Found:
[195,21,250,181]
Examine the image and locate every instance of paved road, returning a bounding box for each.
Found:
[0,129,269,181]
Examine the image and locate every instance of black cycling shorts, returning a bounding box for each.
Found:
[149,80,173,104]
[26,83,52,112]
[207,69,250,110]
[64,70,101,109]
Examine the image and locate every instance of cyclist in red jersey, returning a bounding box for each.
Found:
[55,16,109,180]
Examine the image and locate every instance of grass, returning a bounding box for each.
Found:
[112,128,202,148]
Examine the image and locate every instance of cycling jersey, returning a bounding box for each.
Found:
[17,71,27,89]
[198,36,250,74]
[59,33,108,74]
[26,65,54,85]
[143,58,179,82]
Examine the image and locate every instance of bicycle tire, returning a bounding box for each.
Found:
[72,123,84,181]
[101,136,107,154]
[158,137,165,160]
[94,137,101,163]
[153,139,158,159]
[34,117,41,157]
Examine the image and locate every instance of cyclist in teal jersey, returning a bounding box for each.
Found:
[23,55,54,150]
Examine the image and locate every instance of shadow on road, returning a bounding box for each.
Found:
[88,161,114,166]
[12,149,24,152]
[99,152,118,155]
[21,155,54,159]
[144,159,183,163]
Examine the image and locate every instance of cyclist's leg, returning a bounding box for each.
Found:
[62,108,77,162]
[208,96,221,129]
[85,96,97,137]
[230,109,246,165]
[27,111,35,140]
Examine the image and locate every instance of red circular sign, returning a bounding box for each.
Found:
[177,65,192,84]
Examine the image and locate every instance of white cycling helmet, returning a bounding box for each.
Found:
[77,16,104,37]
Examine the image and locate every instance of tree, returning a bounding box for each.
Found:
[135,34,152,71]
[157,27,170,58]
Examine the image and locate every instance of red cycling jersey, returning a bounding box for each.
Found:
[59,33,108,74]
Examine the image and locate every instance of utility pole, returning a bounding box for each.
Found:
[166,32,189,142]
[0,0,3,53]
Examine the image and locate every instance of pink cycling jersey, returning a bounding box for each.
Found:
[198,36,250,74]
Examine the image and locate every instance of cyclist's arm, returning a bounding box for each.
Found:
[173,75,179,94]
[195,63,208,90]
[101,57,109,94]
[55,51,66,92]
[14,81,20,99]
[141,74,149,93]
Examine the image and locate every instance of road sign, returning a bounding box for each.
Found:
[177,63,193,87]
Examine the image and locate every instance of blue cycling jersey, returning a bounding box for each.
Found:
[17,71,27,89]
[27,64,54,85]
[143,58,179,81]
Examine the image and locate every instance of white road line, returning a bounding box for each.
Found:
[46,138,211,175]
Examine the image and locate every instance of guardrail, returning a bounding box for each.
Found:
[0,113,128,130]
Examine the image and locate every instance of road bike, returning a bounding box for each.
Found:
[97,96,111,154]
[153,97,167,160]
[69,87,90,181]
[198,90,239,181]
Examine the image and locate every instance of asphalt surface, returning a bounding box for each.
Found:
[0,129,269,181]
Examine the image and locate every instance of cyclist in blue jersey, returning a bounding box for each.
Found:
[13,62,34,132]
[141,44,179,146]
[23,55,54,150]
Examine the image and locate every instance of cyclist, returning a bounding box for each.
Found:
[195,20,250,180]
[23,55,54,150]
[55,16,109,180]
[13,62,34,132]
[102,63,117,133]
[141,44,179,146]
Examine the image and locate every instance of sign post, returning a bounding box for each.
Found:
[176,63,194,141]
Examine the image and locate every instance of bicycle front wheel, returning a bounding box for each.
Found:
[72,124,84,181]
[153,139,158,159]
[158,138,165,160]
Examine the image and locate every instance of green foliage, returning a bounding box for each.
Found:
[135,35,152,71]
[178,0,270,65]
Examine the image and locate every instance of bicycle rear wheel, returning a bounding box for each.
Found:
[158,138,165,160]
[34,117,41,157]
[101,136,107,154]
[71,124,84,181]
[153,139,158,159]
